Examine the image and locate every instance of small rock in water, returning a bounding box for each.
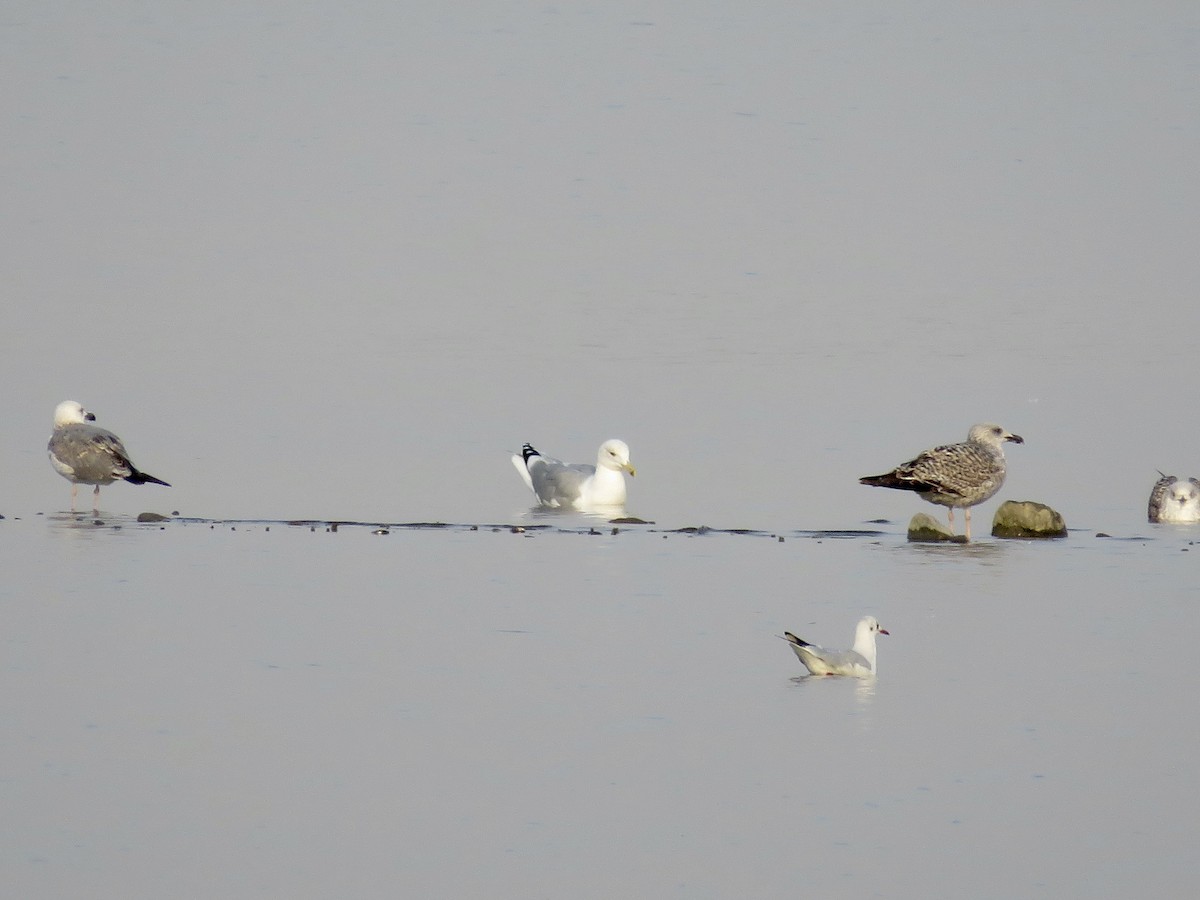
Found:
[991,500,1067,539]
[137,512,170,523]
[907,512,966,543]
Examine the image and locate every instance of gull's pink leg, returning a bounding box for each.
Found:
[93,485,101,515]
[70,483,78,512]
[964,507,972,542]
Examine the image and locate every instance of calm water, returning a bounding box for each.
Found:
[3,2,1199,897]
[4,516,1198,898]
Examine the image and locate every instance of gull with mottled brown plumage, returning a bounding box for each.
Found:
[859,423,1024,541]
[1148,472,1200,523]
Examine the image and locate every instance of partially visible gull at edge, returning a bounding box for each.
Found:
[511,439,635,510]
[1148,472,1200,523]
[48,400,171,513]
[781,616,889,678]
[859,422,1024,541]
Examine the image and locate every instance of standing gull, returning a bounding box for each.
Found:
[1148,472,1200,523]
[48,400,171,513]
[511,439,635,509]
[781,616,889,677]
[860,423,1024,541]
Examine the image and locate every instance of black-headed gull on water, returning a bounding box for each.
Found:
[781,616,889,677]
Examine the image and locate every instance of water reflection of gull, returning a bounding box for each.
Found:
[511,439,635,510]
[780,616,888,677]
[860,423,1023,541]
[45,512,148,538]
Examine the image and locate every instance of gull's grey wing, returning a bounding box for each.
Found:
[833,648,872,671]
[48,423,135,484]
[530,459,594,504]
[782,633,871,675]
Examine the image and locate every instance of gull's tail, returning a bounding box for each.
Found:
[859,471,922,492]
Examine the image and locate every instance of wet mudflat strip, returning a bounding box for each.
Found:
[115,513,892,540]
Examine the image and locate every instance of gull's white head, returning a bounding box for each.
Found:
[854,616,889,672]
[968,423,1024,448]
[1168,479,1200,508]
[597,439,635,476]
[54,400,96,427]
[858,616,889,639]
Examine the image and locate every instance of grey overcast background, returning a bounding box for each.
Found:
[3,1,1197,527]
[3,3,1200,899]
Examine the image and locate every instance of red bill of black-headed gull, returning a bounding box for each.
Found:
[781,616,889,677]
[48,400,171,513]
[511,439,635,510]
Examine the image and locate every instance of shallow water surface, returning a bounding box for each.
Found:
[3,514,1198,897]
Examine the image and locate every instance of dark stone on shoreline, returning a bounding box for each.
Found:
[136,512,170,523]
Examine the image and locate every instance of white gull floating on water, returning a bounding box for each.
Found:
[47,400,171,513]
[781,616,889,678]
[859,422,1024,541]
[511,439,635,510]
[1147,472,1200,523]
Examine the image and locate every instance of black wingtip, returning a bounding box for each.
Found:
[126,470,171,487]
[860,472,930,493]
[782,631,811,648]
[521,443,539,464]
[859,472,898,487]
